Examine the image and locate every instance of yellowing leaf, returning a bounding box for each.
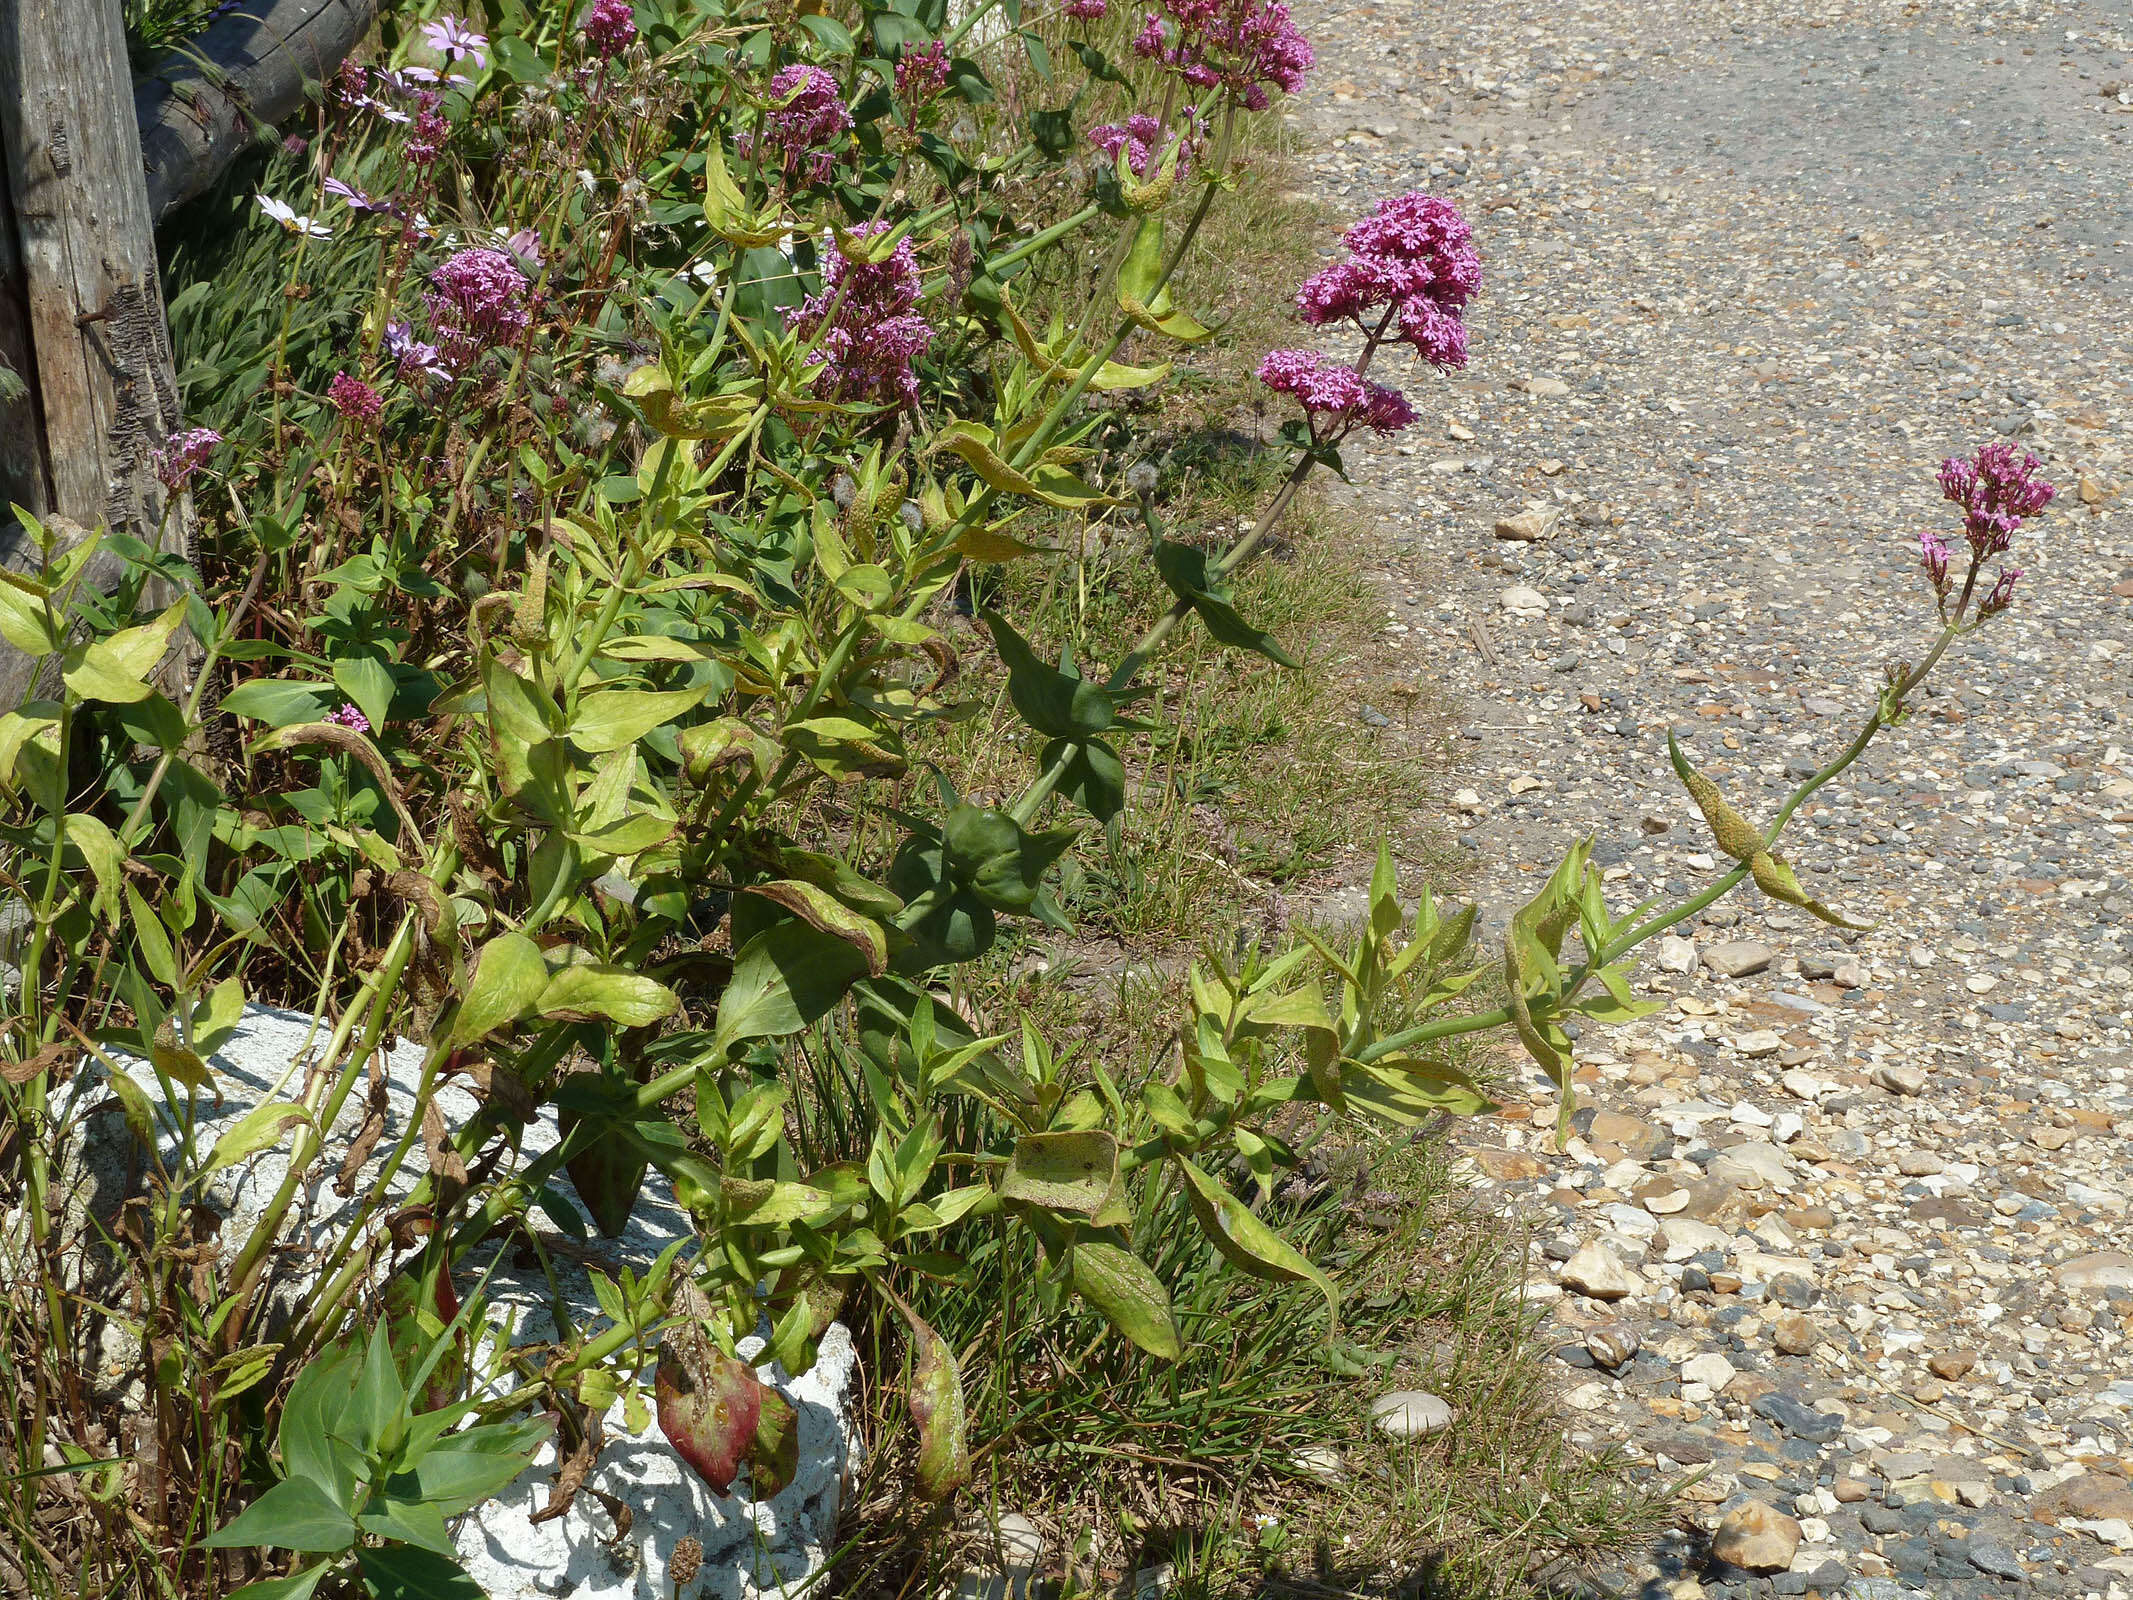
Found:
[204,1101,315,1174]
[538,964,680,1027]
[449,931,548,1047]
[569,687,706,754]
[1175,1157,1339,1333]
[63,602,187,704]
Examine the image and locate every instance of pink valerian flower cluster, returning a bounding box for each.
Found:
[1917,529,1953,598]
[328,371,384,428]
[1064,0,1108,16]
[1257,349,1414,440]
[1297,192,1481,370]
[1937,441,2054,556]
[896,41,952,104]
[738,65,852,185]
[1088,112,1198,181]
[1978,565,2024,619]
[1923,443,2052,618]
[325,702,373,733]
[425,248,532,372]
[406,93,450,167]
[582,0,636,59]
[154,428,222,492]
[786,224,935,409]
[1130,0,1311,112]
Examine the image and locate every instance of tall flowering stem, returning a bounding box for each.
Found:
[1351,442,2054,1068]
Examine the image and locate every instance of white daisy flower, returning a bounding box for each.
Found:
[255,193,332,238]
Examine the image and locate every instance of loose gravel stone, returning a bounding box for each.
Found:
[1712,1501,1804,1571]
[1371,1391,1455,1438]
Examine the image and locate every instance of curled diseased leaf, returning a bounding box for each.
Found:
[656,1338,763,1497]
[907,1321,969,1499]
[1667,729,1766,861]
[1068,1235,1182,1360]
[1670,732,1871,928]
[746,1388,800,1499]
[1750,850,1875,931]
[1175,1158,1338,1334]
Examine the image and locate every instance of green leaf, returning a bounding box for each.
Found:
[979,611,1113,739]
[1041,737,1125,824]
[332,657,396,735]
[357,1491,456,1556]
[569,687,707,754]
[1117,213,1165,307]
[1153,541,1297,668]
[200,1476,358,1552]
[62,601,186,704]
[125,884,178,987]
[448,932,549,1047]
[481,657,556,747]
[931,423,1112,510]
[999,1131,1131,1226]
[1069,1236,1182,1359]
[1174,1158,1338,1333]
[941,805,1076,914]
[63,813,124,926]
[1340,1058,1495,1122]
[565,812,676,858]
[204,1101,315,1174]
[191,974,247,1055]
[218,678,340,728]
[538,964,680,1027]
[279,1344,360,1506]
[356,1546,487,1600]
[1748,849,1874,931]
[738,879,890,975]
[714,918,871,1056]
[0,580,59,656]
[226,1563,332,1600]
[333,1322,405,1461]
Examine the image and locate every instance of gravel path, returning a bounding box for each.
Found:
[1280,1,2133,1595]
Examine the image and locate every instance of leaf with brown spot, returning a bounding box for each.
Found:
[656,1335,763,1496]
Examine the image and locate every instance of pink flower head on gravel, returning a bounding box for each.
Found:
[1917,528,1953,597]
[325,702,373,733]
[582,0,636,59]
[742,65,852,185]
[425,247,531,372]
[1257,348,1413,439]
[786,223,935,408]
[155,427,222,492]
[328,371,384,428]
[1131,0,1311,111]
[1298,192,1480,369]
[896,41,952,103]
[1977,565,2024,618]
[1937,440,2054,556]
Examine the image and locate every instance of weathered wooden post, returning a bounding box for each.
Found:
[0,0,194,706]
